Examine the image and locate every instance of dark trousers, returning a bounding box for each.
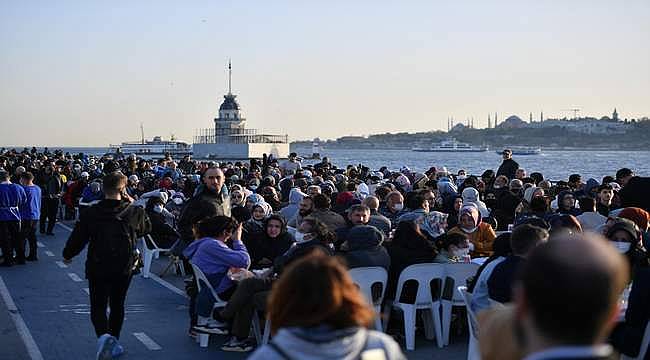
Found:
[220,277,272,339]
[88,274,132,339]
[39,198,59,233]
[0,221,22,263]
[21,220,38,258]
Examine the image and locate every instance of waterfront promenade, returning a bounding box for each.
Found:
[0,220,467,360]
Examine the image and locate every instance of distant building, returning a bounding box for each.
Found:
[498,115,528,129]
[193,62,289,159]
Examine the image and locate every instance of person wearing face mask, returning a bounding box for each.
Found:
[379,191,405,228]
[245,214,295,270]
[448,204,496,257]
[434,233,471,263]
[606,218,648,274]
[145,197,179,249]
[228,189,246,209]
[244,201,273,236]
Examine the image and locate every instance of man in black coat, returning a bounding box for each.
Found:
[496,149,519,180]
[63,172,150,359]
[177,167,230,247]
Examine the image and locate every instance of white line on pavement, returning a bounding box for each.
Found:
[36,242,45,248]
[0,276,45,360]
[148,273,188,299]
[67,273,83,282]
[55,261,68,269]
[133,332,162,350]
[82,288,89,295]
[57,223,74,232]
[44,251,55,257]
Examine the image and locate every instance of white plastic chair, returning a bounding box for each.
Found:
[189,263,228,347]
[384,263,445,350]
[140,235,184,278]
[458,286,480,360]
[621,321,650,360]
[349,267,388,331]
[441,262,480,346]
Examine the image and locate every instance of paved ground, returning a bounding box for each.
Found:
[0,220,468,359]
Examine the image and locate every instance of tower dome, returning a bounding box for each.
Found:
[219,94,240,111]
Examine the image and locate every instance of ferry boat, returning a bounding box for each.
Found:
[412,138,489,152]
[109,135,192,159]
[495,147,542,155]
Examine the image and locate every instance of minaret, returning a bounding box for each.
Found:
[613,108,619,121]
[540,111,544,123]
[494,112,498,128]
[529,112,533,123]
[488,114,492,129]
[471,117,474,129]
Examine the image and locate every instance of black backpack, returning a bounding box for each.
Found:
[87,206,145,277]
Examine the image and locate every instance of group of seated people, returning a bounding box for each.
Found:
[131,158,649,358]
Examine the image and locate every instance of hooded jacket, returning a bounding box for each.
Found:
[462,187,490,218]
[280,188,306,222]
[249,326,405,360]
[341,225,390,270]
[177,187,230,244]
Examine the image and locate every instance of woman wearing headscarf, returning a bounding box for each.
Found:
[448,204,496,257]
[514,186,544,217]
[555,190,581,216]
[244,200,273,235]
[461,187,490,218]
[229,189,247,209]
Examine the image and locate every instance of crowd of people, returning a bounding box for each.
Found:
[1,146,649,359]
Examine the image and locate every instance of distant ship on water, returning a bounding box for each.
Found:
[496,147,542,155]
[109,124,192,158]
[412,138,489,152]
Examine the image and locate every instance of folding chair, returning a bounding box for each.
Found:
[441,262,480,346]
[384,263,445,350]
[140,235,184,278]
[458,286,480,360]
[349,267,388,331]
[189,263,228,348]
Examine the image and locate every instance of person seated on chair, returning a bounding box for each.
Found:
[245,214,295,270]
[214,217,336,352]
[144,197,179,249]
[183,216,250,335]
[338,224,390,270]
[248,252,406,360]
[433,232,471,263]
[468,232,512,313]
[448,203,496,257]
[512,233,629,360]
[486,224,548,304]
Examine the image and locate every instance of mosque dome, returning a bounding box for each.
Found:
[219,94,240,111]
[499,115,528,129]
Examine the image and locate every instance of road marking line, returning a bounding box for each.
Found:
[57,223,74,232]
[44,251,55,257]
[67,273,83,282]
[0,276,45,360]
[36,242,45,248]
[133,332,162,350]
[148,273,188,299]
[55,261,68,268]
[82,288,89,295]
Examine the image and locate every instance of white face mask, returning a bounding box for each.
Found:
[393,203,404,211]
[153,204,163,214]
[453,248,470,257]
[612,241,631,254]
[173,197,183,205]
[294,231,310,243]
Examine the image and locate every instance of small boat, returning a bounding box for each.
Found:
[496,147,542,155]
[412,138,488,152]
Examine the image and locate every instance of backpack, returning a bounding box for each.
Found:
[88,205,146,276]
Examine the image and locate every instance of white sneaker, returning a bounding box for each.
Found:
[96,334,117,360]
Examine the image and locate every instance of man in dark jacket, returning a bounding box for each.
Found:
[496,149,519,180]
[177,167,230,248]
[38,163,62,235]
[340,225,390,270]
[63,171,150,359]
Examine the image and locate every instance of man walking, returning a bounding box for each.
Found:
[63,172,149,359]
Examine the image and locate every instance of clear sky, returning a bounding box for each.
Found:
[1,0,649,146]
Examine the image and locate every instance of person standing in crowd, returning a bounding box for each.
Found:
[0,170,27,266]
[496,149,519,180]
[596,184,615,216]
[62,172,150,359]
[309,193,346,232]
[19,172,41,261]
[38,163,63,235]
[177,167,230,251]
[576,197,607,231]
